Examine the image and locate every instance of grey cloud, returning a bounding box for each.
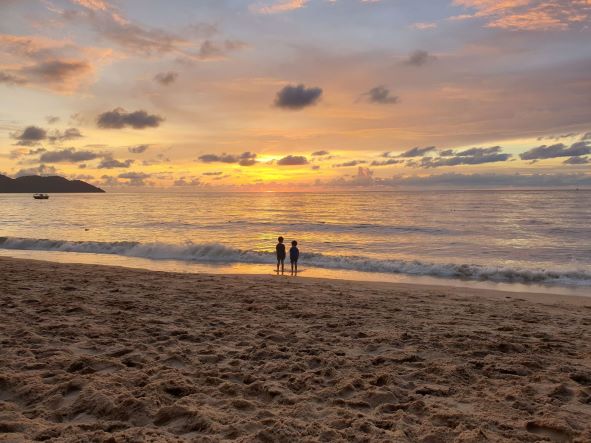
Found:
[277,155,309,166]
[197,39,247,60]
[15,164,58,178]
[62,8,185,55]
[154,71,178,85]
[519,142,591,160]
[311,165,320,170]
[12,126,47,146]
[98,157,135,169]
[48,128,83,143]
[563,156,589,165]
[174,177,202,186]
[371,158,402,166]
[46,115,60,124]
[537,132,577,141]
[399,146,437,157]
[416,147,511,168]
[583,132,591,141]
[128,145,150,154]
[439,149,455,157]
[118,171,151,186]
[405,50,436,67]
[198,151,257,166]
[22,60,91,83]
[202,171,223,176]
[97,108,164,129]
[456,146,503,156]
[0,72,26,85]
[381,173,591,188]
[311,150,330,156]
[333,160,367,168]
[274,84,322,110]
[363,86,398,105]
[40,148,100,163]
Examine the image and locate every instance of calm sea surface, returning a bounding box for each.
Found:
[1,191,590,292]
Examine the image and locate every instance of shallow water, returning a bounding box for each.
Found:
[1,190,590,290]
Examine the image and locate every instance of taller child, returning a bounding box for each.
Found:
[276,236,286,274]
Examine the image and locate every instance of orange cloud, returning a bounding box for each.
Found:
[251,0,308,14]
[453,0,591,30]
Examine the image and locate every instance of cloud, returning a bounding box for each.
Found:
[370,158,402,166]
[563,156,589,165]
[452,0,591,31]
[277,155,309,165]
[46,115,60,124]
[198,151,257,166]
[196,39,248,61]
[0,34,102,92]
[398,146,437,157]
[333,160,367,167]
[202,171,223,176]
[98,157,134,168]
[48,128,83,143]
[405,50,436,67]
[414,146,512,168]
[311,150,330,156]
[117,171,151,186]
[97,108,164,129]
[154,71,178,85]
[583,133,591,141]
[128,145,149,154]
[412,22,437,30]
[70,0,111,11]
[519,142,591,160]
[382,172,591,188]
[174,177,202,186]
[15,164,59,178]
[40,148,100,163]
[274,84,323,110]
[251,0,308,14]
[0,72,26,85]
[362,86,398,105]
[11,125,83,146]
[59,4,245,62]
[21,60,92,85]
[11,126,47,146]
[311,165,320,170]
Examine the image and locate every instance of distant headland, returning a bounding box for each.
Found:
[0,175,105,193]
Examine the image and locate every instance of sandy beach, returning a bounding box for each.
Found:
[0,257,590,442]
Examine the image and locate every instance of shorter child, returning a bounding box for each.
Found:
[290,240,299,275]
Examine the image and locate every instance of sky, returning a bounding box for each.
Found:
[1,0,590,190]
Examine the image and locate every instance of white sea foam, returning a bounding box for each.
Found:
[1,236,590,286]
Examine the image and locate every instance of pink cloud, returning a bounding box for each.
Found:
[453,0,591,30]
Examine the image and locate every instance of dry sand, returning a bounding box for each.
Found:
[0,257,590,442]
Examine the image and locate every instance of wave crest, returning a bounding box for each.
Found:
[0,236,589,286]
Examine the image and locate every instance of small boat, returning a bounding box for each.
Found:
[33,193,49,200]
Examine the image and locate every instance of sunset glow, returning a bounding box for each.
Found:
[1,0,590,190]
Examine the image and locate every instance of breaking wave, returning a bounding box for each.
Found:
[1,236,590,286]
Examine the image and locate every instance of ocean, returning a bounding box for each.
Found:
[1,190,590,295]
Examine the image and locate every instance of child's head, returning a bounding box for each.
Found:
[292,240,297,246]
[278,236,284,243]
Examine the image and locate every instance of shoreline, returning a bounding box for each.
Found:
[1,255,590,306]
[1,249,589,299]
[1,256,590,441]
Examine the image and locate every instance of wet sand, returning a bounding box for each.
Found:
[0,257,590,442]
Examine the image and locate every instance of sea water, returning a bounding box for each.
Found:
[1,190,590,294]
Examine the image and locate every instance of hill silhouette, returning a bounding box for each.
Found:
[0,175,105,193]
